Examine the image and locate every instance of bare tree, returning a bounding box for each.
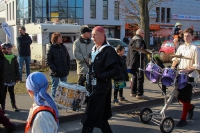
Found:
[118,0,173,48]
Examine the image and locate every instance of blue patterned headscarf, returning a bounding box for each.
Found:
[26,72,59,119]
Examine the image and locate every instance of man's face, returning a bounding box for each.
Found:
[83,32,91,39]
[140,31,145,38]
[184,32,193,43]
[19,29,25,35]
[92,30,104,46]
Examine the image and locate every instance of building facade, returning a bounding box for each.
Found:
[0,0,125,46]
[125,0,200,46]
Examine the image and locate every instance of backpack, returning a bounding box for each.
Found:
[25,106,58,133]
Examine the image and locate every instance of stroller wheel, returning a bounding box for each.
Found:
[160,116,174,133]
[139,107,152,124]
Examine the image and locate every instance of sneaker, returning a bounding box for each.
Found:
[188,104,195,119]
[176,119,187,127]
[12,106,19,112]
[136,95,150,100]
[119,97,127,102]
[130,94,137,97]
[6,123,17,133]
[113,99,120,105]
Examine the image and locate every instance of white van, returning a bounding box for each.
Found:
[25,22,81,66]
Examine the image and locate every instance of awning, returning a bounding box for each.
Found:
[152,29,172,37]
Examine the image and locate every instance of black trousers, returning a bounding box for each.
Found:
[1,85,16,109]
[82,120,113,133]
[131,69,144,96]
[114,89,123,99]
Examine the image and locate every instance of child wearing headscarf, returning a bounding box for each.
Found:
[25,72,59,133]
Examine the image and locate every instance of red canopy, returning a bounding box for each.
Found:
[152,29,172,37]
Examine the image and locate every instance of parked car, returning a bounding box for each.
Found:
[159,40,175,62]
[107,38,128,56]
[159,40,200,62]
[193,40,200,48]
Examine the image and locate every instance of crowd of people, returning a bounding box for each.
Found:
[0,22,199,132]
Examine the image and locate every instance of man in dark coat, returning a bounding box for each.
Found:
[46,32,70,98]
[17,26,32,82]
[127,29,149,100]
[81,26,121,133]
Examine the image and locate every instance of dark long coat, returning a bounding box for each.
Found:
[81,45,121,128]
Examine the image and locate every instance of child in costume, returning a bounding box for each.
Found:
[25,72,59,133]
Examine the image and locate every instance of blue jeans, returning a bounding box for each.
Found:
[18,56,30,81]
[51,76,67,98]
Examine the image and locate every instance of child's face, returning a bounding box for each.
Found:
[118,49,125,56]
[5,48,12,54]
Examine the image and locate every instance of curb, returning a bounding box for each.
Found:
[15,91,200,132]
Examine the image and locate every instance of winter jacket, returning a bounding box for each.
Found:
[17,33,32,56]
[46,43,70,77]
[0,51,5,104]
[127,35,147,70]
[73,37,94,74]
[3,54,20,83]
[113,55,129,81]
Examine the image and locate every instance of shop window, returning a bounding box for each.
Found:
[156,7,160,22]
[90,0,96,18]
[161,7,165,23]
[167,8,170,23]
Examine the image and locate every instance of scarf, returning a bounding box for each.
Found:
[26,72,59,123]
[4,54,15,64]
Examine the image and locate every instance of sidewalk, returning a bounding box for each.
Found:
[2,71,200,132]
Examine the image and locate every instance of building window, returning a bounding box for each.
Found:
[114,1,119,20]
[90,0,96,18]
[9,3,11,21]
[12,1,15,20]
[161,7,165,23]
[156,7,160,22]
[7,4,8,21]
[166,8,170,23]
[103,0,108,19]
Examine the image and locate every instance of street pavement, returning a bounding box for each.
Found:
[1,70,200,132]
[14,96,200,133]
